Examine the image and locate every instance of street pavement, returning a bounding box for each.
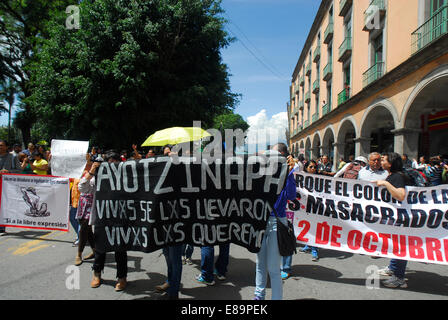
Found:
[0,227,447,300]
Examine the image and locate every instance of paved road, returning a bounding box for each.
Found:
[0,227,447,300]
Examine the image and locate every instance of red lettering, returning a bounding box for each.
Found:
[297,220,310,243]
[330,225,342,247]
[315,222,330,245]
[347,230,362,250]
[391,234,407,257]
[408,236,425,259]
[362,232,378,253]
[445,239,448,262]
[378,233,391,255]
[426,238,443,262]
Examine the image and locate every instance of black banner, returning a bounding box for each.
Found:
[93,155,288,253]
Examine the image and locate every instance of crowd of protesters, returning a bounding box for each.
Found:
[285,150,448,290]
[0,139,447,299]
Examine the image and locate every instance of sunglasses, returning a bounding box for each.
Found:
[308,165,316,169]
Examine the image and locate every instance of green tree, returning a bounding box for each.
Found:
[28,0,239,149]
[0,78,19,142]
[212,112,249,132]
[0,0,74,143]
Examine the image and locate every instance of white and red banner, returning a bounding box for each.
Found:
[289,172,448,265]
[0,174,70,231]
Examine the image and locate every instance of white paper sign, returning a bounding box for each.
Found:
[50,139,89,178]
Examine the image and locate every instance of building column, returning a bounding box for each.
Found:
[353,137,372,157]
[332,142,345,172]
[391,128,421,160]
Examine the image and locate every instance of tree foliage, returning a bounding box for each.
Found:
[28,0,239,149]
[0,0,74,143]
[212,111,249,132]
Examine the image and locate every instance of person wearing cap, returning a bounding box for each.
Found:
[358,152,389,182]
[334,156,368,178]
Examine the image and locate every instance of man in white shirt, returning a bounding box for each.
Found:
[358,152,389,182]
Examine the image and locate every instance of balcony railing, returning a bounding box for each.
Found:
[313,45,321,63]
[324,22,334,44]
[304,120,310,128]
[339,0,353,17]
[306,62,312,76]
[338,87,350,106]
[363,62,385,87]
[323,62,333,81]
[363,0,386,31]
[312,79,320,93]
[305,91,311,103]
[338,37,352,62]
[411,5,448,55]
[322,102,331,116]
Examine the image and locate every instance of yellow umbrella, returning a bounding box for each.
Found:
[141,127,211,147]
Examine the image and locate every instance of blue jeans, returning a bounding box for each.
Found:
[69,206,80,240]
[255,216,285,300]
[182,244,194,259]
[282,255,292,273]
[162,245,183,297]
[302,245,319,256]
[389,259,407,279]
[200,243,230,282]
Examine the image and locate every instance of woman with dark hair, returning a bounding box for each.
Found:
[74,156,96,266]
[298,160,320,262]
[30,152,48,175]
[375,152,408,288]
[90,151,128,292]
[427,156,443,186]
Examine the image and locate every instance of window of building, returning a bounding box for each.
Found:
[307,103,311,122]
[344,16,352,38]
[372,32,383,65]
[328,42,333,62]
[343,62,351,87]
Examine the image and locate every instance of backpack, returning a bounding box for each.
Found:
[343,162,363,180]
[402,168,429,187]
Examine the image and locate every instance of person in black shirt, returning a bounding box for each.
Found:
[374,152,408,288]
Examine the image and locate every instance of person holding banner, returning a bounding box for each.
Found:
[0,139,21,235]
[90,151,129,292]
[74,157,97,266]
[254,143,296,300]
[375,152,409,289]
[358,152,388,182]
[18,153,34,174]
[297,160,320,262]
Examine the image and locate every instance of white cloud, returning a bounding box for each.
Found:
[243,109,288,153]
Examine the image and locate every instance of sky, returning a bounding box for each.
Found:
[0,0,321,145]
[220,0,320,143]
